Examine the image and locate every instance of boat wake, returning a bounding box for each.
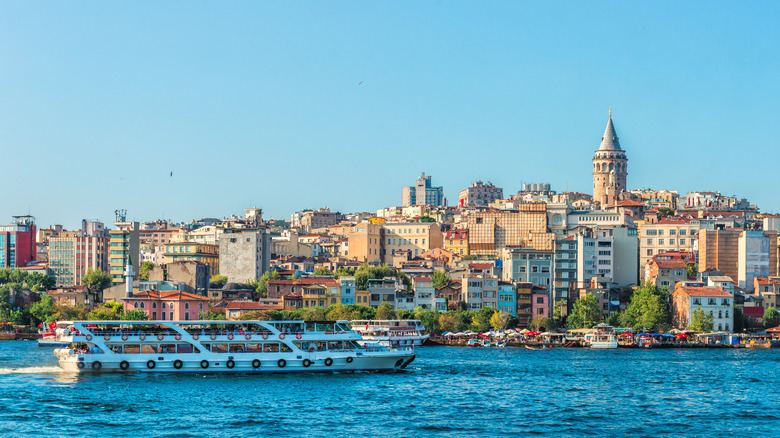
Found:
[0,366,64,375]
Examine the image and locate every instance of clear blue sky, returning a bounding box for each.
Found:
[1,1,779,228]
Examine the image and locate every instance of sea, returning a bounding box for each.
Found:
[1,340,778,437]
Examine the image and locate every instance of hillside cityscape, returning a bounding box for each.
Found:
[1,112,777,333]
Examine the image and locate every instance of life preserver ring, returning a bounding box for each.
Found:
[346,357,353,364]
[121,334,128,341]
[302,359,312,368]
[252,359,261,369]
[173,360,183,369]
[192,334,199,340]
[245,333,252,340]
[139,334,146,341]
[156,334,164,341]
[324,358,333,367]
[200,360,209,369]
[227,333,234,340]
[92,361,102,370]
[120,361,130,370]
[210,333,217,340]
[85,335,92,341]
[77,362,85,369]
[226,360,235,369]
[174,334,182,341]
[146,360,156,369]
[296,333,302,340]
[104,334,110,341]
[279,333,286,340]
[261,333,268,340]
[309,347,315,353]
[277,359,286,368]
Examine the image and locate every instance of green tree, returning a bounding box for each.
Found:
[301,306,327,321]
[199,308,227,320]
[414,308,440,334]
[552,299,567,325]
[335,267,356,277]
[121,309,149,321]
[473,307,495,332]
[490,311,511,331]
[764,306,780,328]
[139,261,155,281]
[625,283,671,331]
[53,303,89,321]
[375,302,397,320]
[255,270,282,298]
[354,263,395,290]
[530,316,550,331]
[29,295,55,324]
[418,216,436,223]
[313,267,334,276]
[689,306,715,332]
[82,268,112,296]
[25,272,55,291]
[733,305,746,332]
[326,304,362,321]
[210,274,228,285]
[686,263,698,278]
[438,313,456,332]
[656,207,675,219]
[87,303,123,320]
[432,271,451,289]
[567,293,603,329]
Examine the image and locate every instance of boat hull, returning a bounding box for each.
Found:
[56,350,415,374]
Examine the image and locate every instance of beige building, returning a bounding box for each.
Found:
[466,204,553,256]
[697,229,743,285]
[639,219,700,278]
[347,222,443,264]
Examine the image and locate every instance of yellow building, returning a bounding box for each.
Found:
[355,289,370,306]
[164,242,219,275]
[443,229,469,256]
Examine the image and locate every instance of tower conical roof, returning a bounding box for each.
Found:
[598,113,622,151]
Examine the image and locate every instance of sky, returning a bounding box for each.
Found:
[1,1,779,229]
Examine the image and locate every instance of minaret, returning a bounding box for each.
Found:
[592,107,628,207]
[124,255,135,298]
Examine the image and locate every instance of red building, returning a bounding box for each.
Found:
[0,215,37,268]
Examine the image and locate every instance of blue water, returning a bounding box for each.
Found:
[1,341,778,437]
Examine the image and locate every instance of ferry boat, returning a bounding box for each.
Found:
[584,323,618,349]
[350,320,429,347]
[52,320,416,373]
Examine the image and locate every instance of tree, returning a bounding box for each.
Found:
[326,304,362,322]
[490,311,511,331]
[530,316,550,331]
[625,283,671,331]
[82,268,111,295]
[567,293,603,329]
[432,271,451,289]
[689,306,714,332]
[255,269,281,298]
[313,267,334,276]
[473,307,495,332]
[139,261,155,281]
[25,272,55,291]
[733,305,746,332]
[87,303,123,320]
[764,306,780,328]
[656,207,675,219]
[335,267,356,277]
[414,309,440,334]
[199,309,227,320]
[375,303,397,320]
[552,299,567,325]
[29,295,55,324]
[354,263,394,290]
[438,313,456,332]
[300,306,327,321]
[686,263,698,279]
[418,216,436,223]
[210,274,228,285]
[121,309,149,321]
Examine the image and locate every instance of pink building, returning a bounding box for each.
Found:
[124,290,211,321]
[531,286,549,319]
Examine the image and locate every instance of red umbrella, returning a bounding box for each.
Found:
[674,334,690,338]
[618,333,634,337]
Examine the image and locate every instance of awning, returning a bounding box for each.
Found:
[610,301,621,306]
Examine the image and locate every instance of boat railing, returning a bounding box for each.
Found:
[69,327,358,340]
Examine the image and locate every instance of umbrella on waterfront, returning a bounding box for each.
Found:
[675,334,691,338]
[442,331,453,336]
[636,333,651,337]
[479,332,490,337]
[527,331,541,336]
[618,333,634,337]
[661,333,675,338]
[519,329,530,334]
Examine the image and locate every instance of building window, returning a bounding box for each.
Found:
[185,302,189,310]
[153,302,157,309]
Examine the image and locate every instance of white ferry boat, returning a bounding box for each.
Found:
[584,323,618,349]
[52,320,415,373]
[350,320,430,347]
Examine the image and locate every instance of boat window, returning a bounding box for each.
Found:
[229,344,246,353]
[246,343,262,353]
[159,344,176,353]
[280,343,291,352]
[177,344,200,354]
[124,344,141,354]
[263,343,280,353]
[141,345,158,354]
[107,344,123,353]
[328,341,342,350]
[210,344,228,353]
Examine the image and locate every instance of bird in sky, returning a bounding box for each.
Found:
[170,172,173,177]
[359,81,363,85]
